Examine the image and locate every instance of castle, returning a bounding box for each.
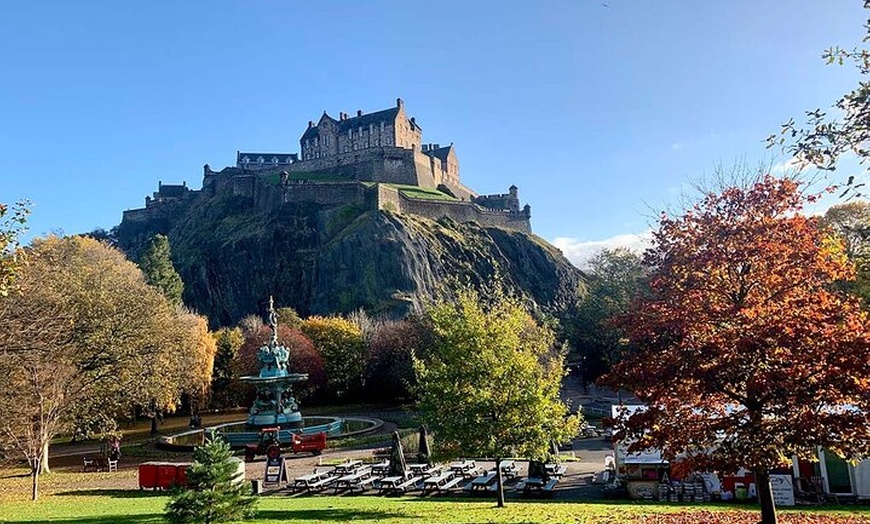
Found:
[123,99,531,232]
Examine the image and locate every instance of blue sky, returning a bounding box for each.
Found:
[1,1,865,266]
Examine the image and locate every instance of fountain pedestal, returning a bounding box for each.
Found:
[240,297,308,429]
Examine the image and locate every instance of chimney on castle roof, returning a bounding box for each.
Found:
[308,121,314,128]
[410,117,416,127]
[357,109,363,117]
[396,97,404,109]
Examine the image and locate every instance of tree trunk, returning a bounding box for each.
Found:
[40,441,50,474]
[755,469,778,524]
[495,457,505,508]
[150,415,158,435]
[30,462,39,501]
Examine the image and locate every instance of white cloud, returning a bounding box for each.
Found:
[551,231,653,270]
[770,157,807,174]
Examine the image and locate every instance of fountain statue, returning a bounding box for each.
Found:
[241,297,308,428]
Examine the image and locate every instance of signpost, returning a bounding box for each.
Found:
[770,474,795,506]
[263,445,289,487]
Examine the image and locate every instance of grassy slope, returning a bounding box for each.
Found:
[2,493,869,524]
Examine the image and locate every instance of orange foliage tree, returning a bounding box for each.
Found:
[604,176,870,524]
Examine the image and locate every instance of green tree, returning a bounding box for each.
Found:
[564,248,646,385]
[300,316,365,399]
[822,201,870,303]
[415,290,580,507]
[139,234,184,306]
[769,1,870,196]
[210,327,245,409]
[166,438,256,524]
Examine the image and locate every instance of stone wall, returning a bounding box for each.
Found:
[380,190,530,233]
[281,180,371,208]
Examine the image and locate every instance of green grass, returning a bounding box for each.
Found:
[2,493,868,524]
[385,184,458,202]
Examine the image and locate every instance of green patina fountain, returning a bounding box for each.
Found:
[241,297,308,428]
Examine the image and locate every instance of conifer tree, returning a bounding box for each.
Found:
[166,438,256,524]
[139,234,184,306]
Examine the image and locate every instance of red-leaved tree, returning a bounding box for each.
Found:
[237,325,326,402]
[604,176,870,524]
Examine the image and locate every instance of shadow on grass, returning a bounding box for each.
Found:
[255,508,405,521]
[54,488,166,499]
[19,516,163,524]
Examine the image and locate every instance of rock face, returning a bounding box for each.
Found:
[115,192,587,326]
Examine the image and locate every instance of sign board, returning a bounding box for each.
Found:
[263,456,289,486]
[770,474,795,506]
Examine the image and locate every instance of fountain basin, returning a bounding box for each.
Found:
[158,416,382,451]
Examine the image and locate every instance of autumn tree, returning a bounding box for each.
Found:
[604,176,870,524]
[138,234,184,306]
[415,290,580,507]
[769,1,869,196]
[563,248,646,385]
[0,236,204,491]
[0,200,28,296]
[300,316,365,399]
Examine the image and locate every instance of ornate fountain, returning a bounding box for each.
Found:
[241,296,308,428]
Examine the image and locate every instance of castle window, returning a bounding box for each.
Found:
[324,135,329,147]
[348,129,352,139]
[272,157,278,164]
[380,121,385,134]
[314,137,319,147]
[257,156,264,164]
[242,156,250,164]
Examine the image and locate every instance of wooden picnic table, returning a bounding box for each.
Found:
[371,463,390,475]
[295,471,336,493]
[449,460,476,475]
[332,459,363,475]
[408,463,441,478]
[545,463,567,478]
[422,471,463,495]
[469,471,497,492]
[332,467,372,493]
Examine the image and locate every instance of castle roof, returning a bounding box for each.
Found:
[238,152,297,163]
[301,105,411,141]
[427,145,453,162]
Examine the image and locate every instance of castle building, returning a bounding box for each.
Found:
[126,100,532,233]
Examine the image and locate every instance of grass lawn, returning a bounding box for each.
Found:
[385,184,458,202]
[1,492,869,524]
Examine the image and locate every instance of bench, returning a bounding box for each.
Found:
[350,476,377,493]
[306,476,335,493]
[439,476,464,492]
[394,475,422,494]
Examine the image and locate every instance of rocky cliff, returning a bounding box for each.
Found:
[115,191,587,326]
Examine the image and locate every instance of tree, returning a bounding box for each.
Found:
[176,312,217,414]
[415,290,580,507]
[364,319,423,402]
[604,176,870,524]
[563,248,646,385]
[821,201,870,303]
[300,316,365,399]
[210,327,244,409]
[0,200,29,296]
[138,234,184,306]
[0,236,195,487]
[768,2,870,197]
[165,438,256,524]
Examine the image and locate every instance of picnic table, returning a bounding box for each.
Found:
[517,476,558,497]
[378,474,422,495]
[467,471,498,493]
[421,471,464,495]
[449,460,476,475]
[407,463,438,476]
[293,469,334,493]
[371,460,390,476]
[332,467,373,493]
[545,463,567,478]
[332,459,363,475]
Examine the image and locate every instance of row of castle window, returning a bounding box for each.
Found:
[241,156,291,165]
